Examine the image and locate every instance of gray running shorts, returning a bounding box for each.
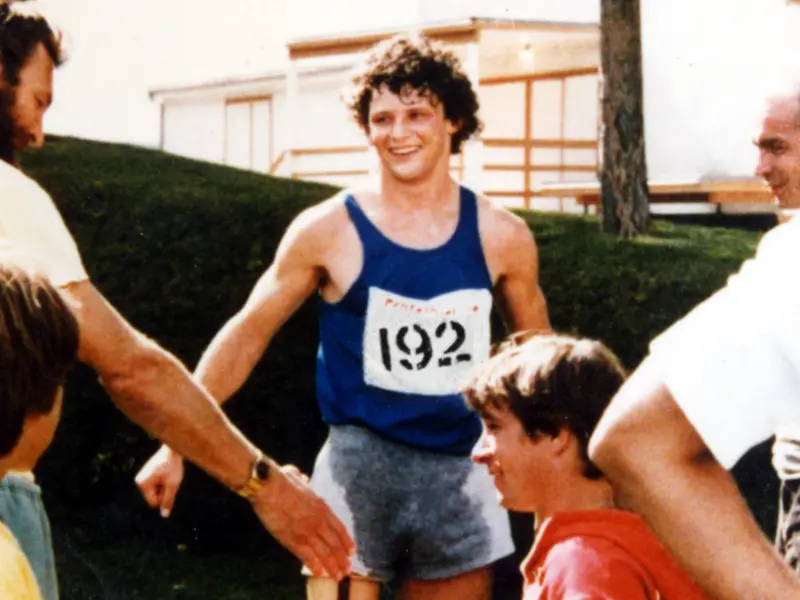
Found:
[308,424,514,582]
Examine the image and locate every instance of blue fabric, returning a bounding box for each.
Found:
[0,473,58,600]
[316,186,493,455]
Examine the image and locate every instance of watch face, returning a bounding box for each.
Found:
[255,459,270,481]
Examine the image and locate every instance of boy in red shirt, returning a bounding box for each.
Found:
[465,334,709,599]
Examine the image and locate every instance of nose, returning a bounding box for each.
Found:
[755,150,772,179]
[471,431,494,465]
[390,116,409,140]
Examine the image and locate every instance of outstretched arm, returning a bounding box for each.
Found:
[133,204,354,577]
[589,361,800,600]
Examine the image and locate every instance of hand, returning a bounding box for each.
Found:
[250,462,355,581]
[135,445,185,518]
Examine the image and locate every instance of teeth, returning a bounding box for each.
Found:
[391,148,418,155]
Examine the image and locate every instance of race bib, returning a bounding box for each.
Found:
[363,287,493,396]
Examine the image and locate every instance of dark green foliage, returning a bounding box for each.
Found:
[18,136,776,596]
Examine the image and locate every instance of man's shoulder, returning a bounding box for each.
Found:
[0,161,50,202]
[282,191,355,253]
[474,192,532,239]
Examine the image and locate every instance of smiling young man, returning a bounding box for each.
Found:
[136,33,550,600]
[466,334,709,599]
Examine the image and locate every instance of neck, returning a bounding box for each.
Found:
[534,476,615,530]
[379,156,455,209]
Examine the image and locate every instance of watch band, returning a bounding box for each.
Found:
[236,452,271,499]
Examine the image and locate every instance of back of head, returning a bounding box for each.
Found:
[0,3,63,87]
[344,32,482,154]
[463,333,626,479]
[0,262,78,457]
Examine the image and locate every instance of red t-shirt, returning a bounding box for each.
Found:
[522,510,710,600]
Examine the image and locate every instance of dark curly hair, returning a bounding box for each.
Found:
[344,33,482,154]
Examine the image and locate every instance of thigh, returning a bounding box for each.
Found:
[307,576,381,600]
[308,426,400,581]
[400,567,492,600]
[403,456,513,581]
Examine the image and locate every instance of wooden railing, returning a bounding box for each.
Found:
[482,137,599,208]
[537,179,773,214]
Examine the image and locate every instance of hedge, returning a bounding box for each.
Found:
[19,137,773,562]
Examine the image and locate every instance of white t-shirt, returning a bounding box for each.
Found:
[649,216,800,469]
[0,160,88,287]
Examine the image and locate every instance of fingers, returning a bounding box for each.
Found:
[158,478,179,518]
[252,466,355,582]
[135,474,163,509]
[312,506,355,578]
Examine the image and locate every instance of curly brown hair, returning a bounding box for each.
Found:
[344,33,482,154]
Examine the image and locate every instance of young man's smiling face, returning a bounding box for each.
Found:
[471,405,557,514]
[366,84,457,184]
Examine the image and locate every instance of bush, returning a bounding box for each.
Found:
[21,137,773,558]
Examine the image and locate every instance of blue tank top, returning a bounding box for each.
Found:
[315,186,494,455]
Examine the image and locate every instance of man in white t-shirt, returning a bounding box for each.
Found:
[0,6,353,596]
[589,90,800,598]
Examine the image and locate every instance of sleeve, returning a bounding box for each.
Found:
[0,179,88,287]
[536,539,651,600]
[0,529,43,600]
[648,242,800,470]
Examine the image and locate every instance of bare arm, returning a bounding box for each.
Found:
[488,209,551,333]
[193,210,323,403]
[589,362,800,600]
[59,279,259,491]
[132,204,354,577]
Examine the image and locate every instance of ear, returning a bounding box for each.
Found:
[548,427,575,459]
[446,118,461,137]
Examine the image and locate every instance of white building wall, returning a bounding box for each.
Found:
[162,101,225,164]
[419,0,598,23]
[641,0,800,181]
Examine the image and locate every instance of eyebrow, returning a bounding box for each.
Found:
[754,136,787,149]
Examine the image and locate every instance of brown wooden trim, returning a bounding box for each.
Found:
[708,191,773,204]
[484,190,534,198]
[293,169,370,178]
[293,145,369,156]
[480,67,598,87]
[226,94,273,105]
[269,150,288,174]
[482,21,599,34]
[289,24,479,60]
[537,179,771,198]
[485,164,596,172]
[484,138,597,149]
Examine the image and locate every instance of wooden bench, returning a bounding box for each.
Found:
[535,179,774,213]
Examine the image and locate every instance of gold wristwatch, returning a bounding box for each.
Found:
[236,452,271,498]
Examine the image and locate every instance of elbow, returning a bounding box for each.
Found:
[589,417,635,484]
[98,337,174,424]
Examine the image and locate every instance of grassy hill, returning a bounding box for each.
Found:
[18,136,771,599]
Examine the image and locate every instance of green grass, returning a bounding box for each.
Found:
[17,136,771,599]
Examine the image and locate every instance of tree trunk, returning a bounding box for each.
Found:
[600,0,650,236]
